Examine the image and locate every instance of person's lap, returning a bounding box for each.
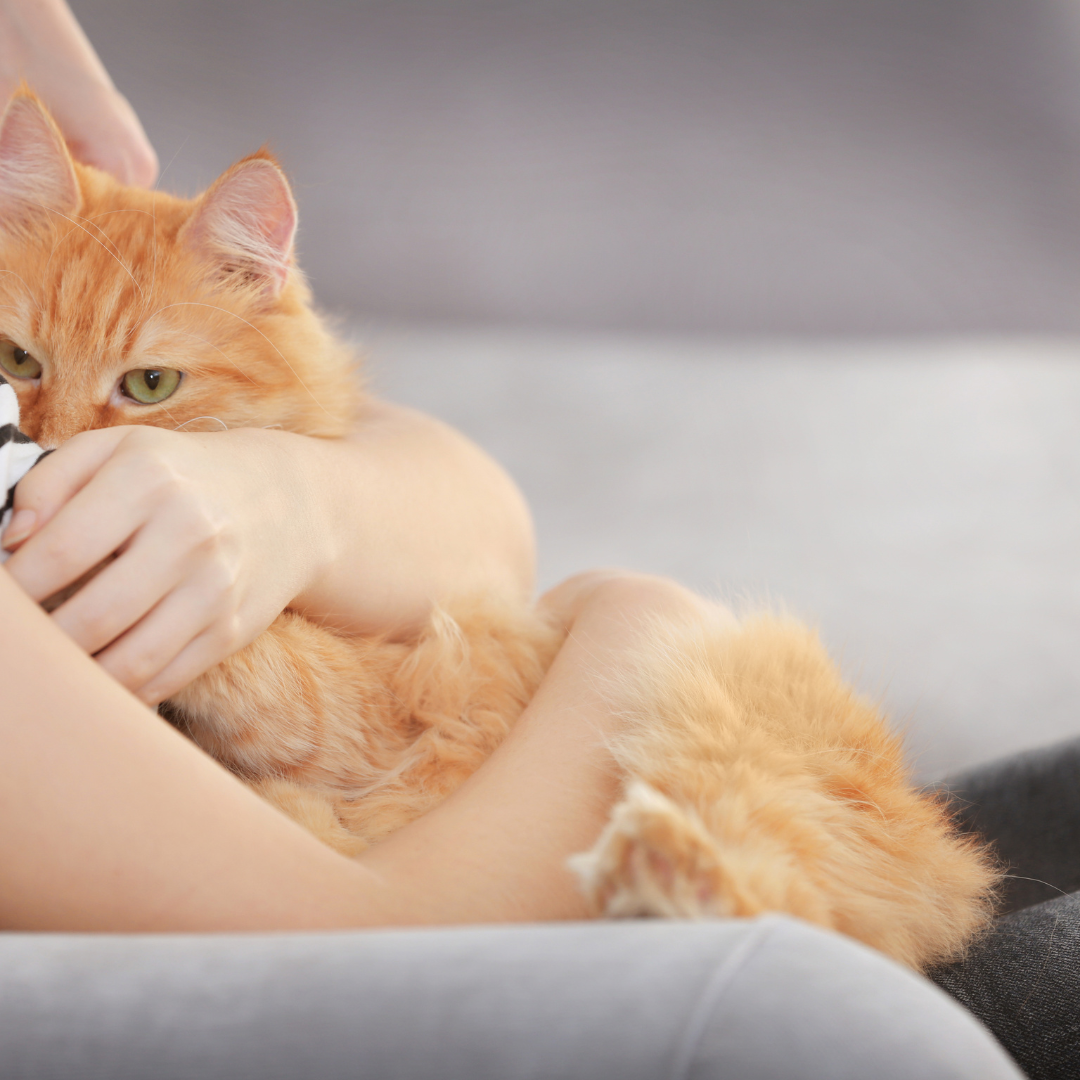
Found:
[13,718,1080,1080]
[0,916,1019,1080]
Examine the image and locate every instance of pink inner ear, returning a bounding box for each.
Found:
[0,97,78,222]
[187,159,297,295]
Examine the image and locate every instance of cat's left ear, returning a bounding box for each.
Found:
[0,92,79,229]
[181,154,297,298]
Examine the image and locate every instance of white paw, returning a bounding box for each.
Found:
[570,780,723,919]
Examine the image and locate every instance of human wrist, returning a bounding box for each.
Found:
[224,428,338,609]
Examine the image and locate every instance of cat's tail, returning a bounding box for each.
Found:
[571,611,1000,970]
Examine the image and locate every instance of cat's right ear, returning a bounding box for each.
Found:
[0,92,79,229]
[180,154,297,300]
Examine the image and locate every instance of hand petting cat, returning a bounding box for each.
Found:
[0,0,157,186]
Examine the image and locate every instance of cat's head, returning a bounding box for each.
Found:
[0,88,356,448]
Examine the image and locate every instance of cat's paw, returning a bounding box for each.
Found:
[570,780,725,919]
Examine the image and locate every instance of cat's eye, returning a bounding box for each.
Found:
[0,339,42,380]
[121,368,182,404]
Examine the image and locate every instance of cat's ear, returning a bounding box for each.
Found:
[0,91,79,228]
[181,155,297,298]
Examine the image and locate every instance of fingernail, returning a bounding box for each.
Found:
[3,508,36,549]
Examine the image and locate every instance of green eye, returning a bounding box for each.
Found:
[0,339,41,380]
[121,368,182,404]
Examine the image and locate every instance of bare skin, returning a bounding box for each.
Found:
[0,567,711,931]
[4,400,536,705]
[0,0,709,933]
[0,0,157,185]
[0,2,536,702]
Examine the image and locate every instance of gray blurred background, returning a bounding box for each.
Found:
[72,0,1080,334]
[68,0,1080,775]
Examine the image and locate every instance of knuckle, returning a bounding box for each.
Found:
[208,612,244,658]
[112,647,162,691]
[191,509,226,550]
[209,558,241,596]
[67,606,119,649]
[34,534,81,580]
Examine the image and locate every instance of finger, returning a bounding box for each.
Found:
[134,623,240,708]
[65,90,159,188]
[93,580,233,700]
[50,486,244,655]
[47,521,186,655]
[3,427,131,550]
[5,437,160,600]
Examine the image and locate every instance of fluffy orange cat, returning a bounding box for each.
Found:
[0,89,996,969]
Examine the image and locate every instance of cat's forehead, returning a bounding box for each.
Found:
[51,183,190,265]
[0,185,206,355]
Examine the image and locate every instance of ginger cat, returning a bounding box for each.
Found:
[0,90,996,969]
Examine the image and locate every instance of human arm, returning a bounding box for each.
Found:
[0,566,708,931]
[292,398,536,635]
[3,399,536,705]
[0,0,157,184]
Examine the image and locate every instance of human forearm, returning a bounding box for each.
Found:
[0,569,708,931]
[293,399,536,637]
[5,404,534,702]
[0,568,394,931]
[353,573,716,923]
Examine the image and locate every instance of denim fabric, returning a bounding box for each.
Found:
[931,894,1080,1080]
[931,737,1080,1079]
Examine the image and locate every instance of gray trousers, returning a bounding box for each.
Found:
[931,737,1080,1080]
[0,913,1020,1079]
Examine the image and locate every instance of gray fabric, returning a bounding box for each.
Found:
[929,736,1080,1078]
[938,736,1080,914]
[932,893,1080,1080]
[0,916,1020,1080]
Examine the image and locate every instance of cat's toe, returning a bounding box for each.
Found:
[570,779,723,919]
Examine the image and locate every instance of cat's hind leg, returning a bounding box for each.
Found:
[573,611,999,970]
[571,780,724,919]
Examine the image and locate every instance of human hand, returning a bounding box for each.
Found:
[2,425,332,705]
[0,0,157,185]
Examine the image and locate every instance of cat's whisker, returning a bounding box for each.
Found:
[39,206,144,298]
[154,137,189,195]
[144,190,161,318]
[87,209,156,219]
[144,139,190,315]
[172,415,229,432]
[144,301,334,417]
[68,211,125,262]
[0,270,42,312]
[1002,874,1069,897]
[85,207,162,299]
